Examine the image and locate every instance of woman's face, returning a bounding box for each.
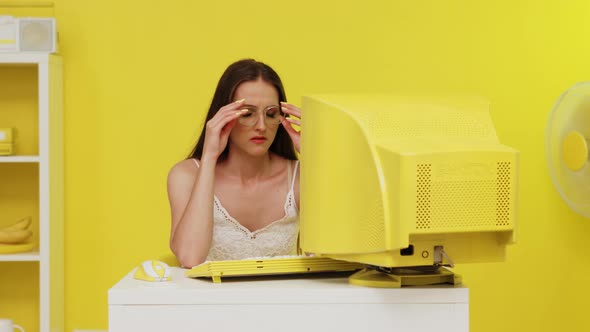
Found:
[229,78,281,157]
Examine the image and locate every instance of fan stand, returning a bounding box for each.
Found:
[348,266,461,288]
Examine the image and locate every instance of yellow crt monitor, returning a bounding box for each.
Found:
[299,95,518,269]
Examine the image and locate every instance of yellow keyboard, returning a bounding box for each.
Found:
[185,255,364,283]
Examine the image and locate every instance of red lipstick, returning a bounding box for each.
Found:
[250,136,267,144]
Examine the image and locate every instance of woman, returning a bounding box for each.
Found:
[167,59,302,268]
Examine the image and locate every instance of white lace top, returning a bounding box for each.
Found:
[192,159,300,261]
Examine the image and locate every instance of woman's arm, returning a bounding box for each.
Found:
[167,158,216,268]
[168,99,248,267]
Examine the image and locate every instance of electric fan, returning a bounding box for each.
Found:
[546,82,590,217]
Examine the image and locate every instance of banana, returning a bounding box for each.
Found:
[0,229,32,244]
[0,216,32,231]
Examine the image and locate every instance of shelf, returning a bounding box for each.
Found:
[0,251,40,262]
[0,53,54,65]
[0,156,40,163]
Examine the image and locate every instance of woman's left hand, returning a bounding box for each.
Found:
[280,102,302,153]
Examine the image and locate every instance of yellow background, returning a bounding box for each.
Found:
[1,0,590,331]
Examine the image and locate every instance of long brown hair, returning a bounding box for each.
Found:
[188,59,297,161]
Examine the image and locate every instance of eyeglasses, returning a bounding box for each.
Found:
[238,105,284,127]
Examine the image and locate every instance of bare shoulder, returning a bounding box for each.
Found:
[270,153,292,171]
[167,159,199,188]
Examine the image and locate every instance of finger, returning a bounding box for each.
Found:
[284,117,301,126]
[221,118,237,137]
[212,99,247,122]
[222,98,246,111]
[281,118,300,134]
[208,108,245,134]
[217,108,247,129]
[209,100,247,127]
[281,109,301,123]
[281,121,300,152]
[280,102,302,118]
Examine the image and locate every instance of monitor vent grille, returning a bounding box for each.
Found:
[416,164,432,229]
[415,162,512,230]
[496,162,511,226]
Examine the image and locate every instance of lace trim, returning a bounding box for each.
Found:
[213,190,296,239]
[211,159,298,239]
[194,158,300,261]
[208,196,299,261]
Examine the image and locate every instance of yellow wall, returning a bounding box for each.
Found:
[2,0,590,331]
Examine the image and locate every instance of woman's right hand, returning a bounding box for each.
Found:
[202,98,247,161]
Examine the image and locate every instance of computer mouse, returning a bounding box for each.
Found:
[133,260,171,282]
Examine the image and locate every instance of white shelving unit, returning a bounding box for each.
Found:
[0,53,64,332]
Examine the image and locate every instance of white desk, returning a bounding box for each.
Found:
[109,267,469,332]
